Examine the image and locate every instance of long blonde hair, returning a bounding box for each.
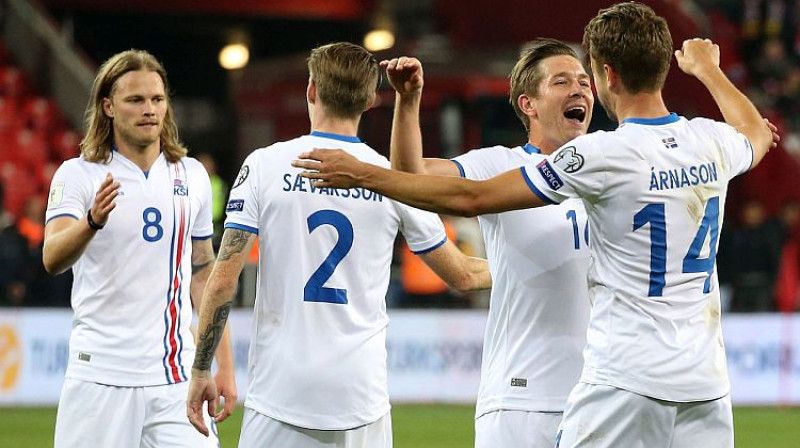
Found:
[80,49,186,163]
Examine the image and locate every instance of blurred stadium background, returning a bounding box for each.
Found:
[0,0,799,445]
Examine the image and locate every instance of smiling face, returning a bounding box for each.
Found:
[526,55,594,152]
[102,69,167,154]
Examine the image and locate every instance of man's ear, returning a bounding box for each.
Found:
[307,79,316,104]
[517,94,537,120]
[604,64,619,92]
[102,97,114,118]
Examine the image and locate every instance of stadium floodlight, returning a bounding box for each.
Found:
[219,43,250,70]
[364,29,395,52]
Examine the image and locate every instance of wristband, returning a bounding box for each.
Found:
[87,210,105,231]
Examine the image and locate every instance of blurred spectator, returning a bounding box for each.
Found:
[197,152,228,249]
[751,38,797,100]
[720,200,784,312]
[0,182,30,306]
[775,202,800,311]
[17,195,44,249]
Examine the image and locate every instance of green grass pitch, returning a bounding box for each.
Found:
[0,405,797,447]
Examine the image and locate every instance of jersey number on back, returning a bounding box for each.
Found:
[304,209,354,304]
[566,209,589,250]
[633,196,720,297]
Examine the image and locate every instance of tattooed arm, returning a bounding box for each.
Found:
[187,228,256,436]
[190,238,237,424]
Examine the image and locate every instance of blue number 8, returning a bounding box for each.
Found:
[142,207,163,242]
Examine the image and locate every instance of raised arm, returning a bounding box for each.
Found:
[383,57,460,176]
[187,228,256,436]
[293,150,545,216]
[43,173,118,275]
[675,38,773,167]
[190,238,237,425]
[418,239,491,292]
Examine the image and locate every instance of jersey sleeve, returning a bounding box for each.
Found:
[395,202,448,254]
[191,160,214,239]
[521,136,607,204]
[224,153,260,235]
[451,146,501,180]
[697,118,754,179]
[45,159,92,223]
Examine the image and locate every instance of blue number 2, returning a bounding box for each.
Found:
[633,196,720,297]
[304,210,354,304]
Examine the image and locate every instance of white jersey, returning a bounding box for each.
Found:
[452,144,591,416]
[523,114,753,402]
[225,131,447,430]
[45,151,213,386]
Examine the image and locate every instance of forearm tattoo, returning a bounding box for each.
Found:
[218,229,251,261]
[193,301,232,371]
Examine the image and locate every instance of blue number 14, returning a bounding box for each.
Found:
[633,196,719,297]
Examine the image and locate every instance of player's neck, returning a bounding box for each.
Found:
[614,91,670,123]
[311,112,361,138]
[115,140,161,172]
[529,136,560,155]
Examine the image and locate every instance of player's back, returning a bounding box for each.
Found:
[225,132,446,430]
[574,114,753,402]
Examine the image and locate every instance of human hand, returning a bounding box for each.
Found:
[186,369,218,437]
[674,38,720,79]
[380,57,424,96]
[765,118,780,149]
[89,173,119,228]
[213,367,237,423]
[292,148,368,189]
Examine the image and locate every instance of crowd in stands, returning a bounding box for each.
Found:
[1,2,799,310]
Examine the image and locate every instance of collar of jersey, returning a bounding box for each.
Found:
[620,113,679,126]
[110,144,164,178]
[310,131,361,143]
[523,143,541,154]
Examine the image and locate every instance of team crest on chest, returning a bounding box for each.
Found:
[554,146,584,173]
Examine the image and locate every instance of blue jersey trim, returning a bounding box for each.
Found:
[191,234,214,241]
[412,236,448,255]
[520,167,557,205]
[225,222,259,235]
[45,213,79,224]
[621,113,679,126]
[744,137,755,172]
[451,159,466,178]
[310,131,362,143]
[523,143,542,154]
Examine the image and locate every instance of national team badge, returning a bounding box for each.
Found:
[553,146,584,173]
[48,182,65,208]
[233,165,250,189]
[173,179,188,196]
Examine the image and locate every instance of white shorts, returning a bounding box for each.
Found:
[238,407,392,448]
[475,409,562,448]
[54,378,219,448]
[555,383,733,448]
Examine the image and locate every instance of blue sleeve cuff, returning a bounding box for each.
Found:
[45,213,80,225]
[224,223,259,235]
[450,159,466,178]
[412,236,448,255]
[520,167,557,205]
[191,234,214,241]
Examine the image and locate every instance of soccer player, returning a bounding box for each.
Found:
[43,50,236,448]
[293,3,778,447]
[185,42,491,448]
[382,39,593,448]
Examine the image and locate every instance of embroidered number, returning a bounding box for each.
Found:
[304,210,354,304]
[142,207,164,242]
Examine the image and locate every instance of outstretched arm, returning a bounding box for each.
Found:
[419,240,491,291]
[384,57,460,176]
[187,228,256,436]
[293,150,545,216]
[675,38,773,167]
